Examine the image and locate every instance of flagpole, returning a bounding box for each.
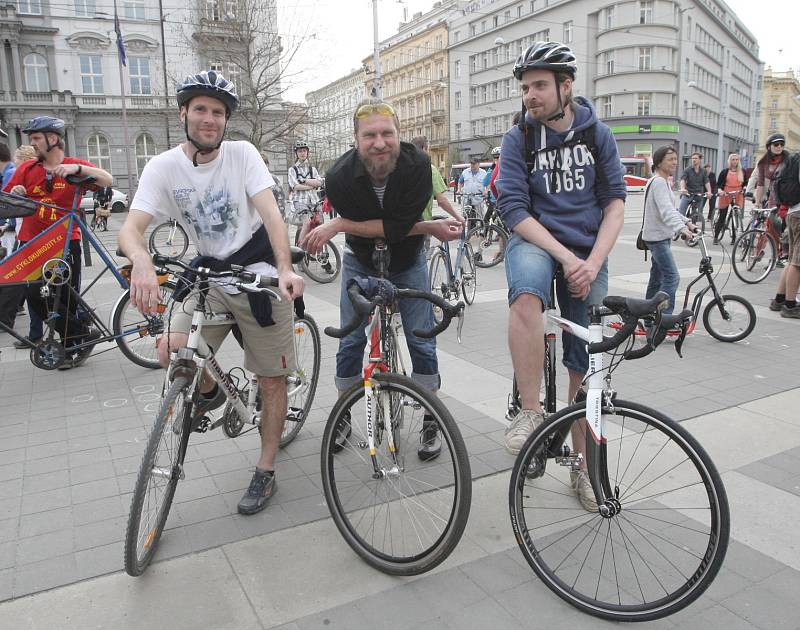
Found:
[114,0,135,199]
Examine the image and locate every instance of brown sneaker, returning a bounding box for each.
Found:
[570,470,599,512]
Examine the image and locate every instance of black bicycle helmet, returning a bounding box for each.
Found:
[293,140,310,152]
[176,70,239,115]
[766,132,786,148]
[23,116,66,136]
[513,41,578,80]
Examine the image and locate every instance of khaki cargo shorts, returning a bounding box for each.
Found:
[168,284,296,377]
[787,212,800,267]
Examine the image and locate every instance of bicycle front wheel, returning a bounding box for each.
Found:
[149,222,189,259]
[112,280,178,369]
[282,315,321,446]
[429,249,450,324]
[460,242,477,305]
[321,373,471,575]
[300,242,342,284]
[125,376,194,576]
[732,229,776,284]
[509,400,729,621]
[702,294,756,342]
[467,224,507,268]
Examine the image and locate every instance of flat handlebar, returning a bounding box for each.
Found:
[152,253,280,294]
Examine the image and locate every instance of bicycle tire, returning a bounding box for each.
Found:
[702,294,756,342]
[460,242,477,305]
[149,221,189,259]
[732,229,776,284]
[509,399,729,621]
[112,280,178,369]
[467,223,507,268]
[125,376,194,576]
[321,372,471,575]
[300,242,342,284]
[428,249,450,324]
[282,314,321,446]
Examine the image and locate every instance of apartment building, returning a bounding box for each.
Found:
[759,68,800,152]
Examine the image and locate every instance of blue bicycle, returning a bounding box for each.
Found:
[428,221,477,322]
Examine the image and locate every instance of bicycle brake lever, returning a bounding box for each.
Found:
[674,323,689,358]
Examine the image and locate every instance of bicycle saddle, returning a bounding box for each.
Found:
[65,174,97,186]
[602,292,669,318]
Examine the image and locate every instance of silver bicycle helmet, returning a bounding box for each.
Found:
[513,41,578,80]
[491,146,501,158]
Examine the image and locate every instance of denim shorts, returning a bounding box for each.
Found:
[505,233,608,373]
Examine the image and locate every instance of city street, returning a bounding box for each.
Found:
[0,194,798,629]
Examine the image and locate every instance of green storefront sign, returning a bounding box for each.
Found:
[610,123,680,135]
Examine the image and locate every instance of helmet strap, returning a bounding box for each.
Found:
[547,76,566,122]
[183,116,227,167]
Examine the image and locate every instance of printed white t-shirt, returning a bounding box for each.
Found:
[132,141,278,289]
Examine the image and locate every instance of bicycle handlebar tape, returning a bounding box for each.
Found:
[65,174,97,186]
[323,283,377,339]
[412,300,464,339]
[589,318,638,354]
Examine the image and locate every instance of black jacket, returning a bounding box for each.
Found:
[325,141,432,272]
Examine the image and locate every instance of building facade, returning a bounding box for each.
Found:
[448,0,762,174]
[759,68,800,153]
[0,0,290,193]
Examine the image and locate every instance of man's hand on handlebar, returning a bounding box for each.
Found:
[277,269,304,302]
[10,185,26,196]
[129,254,162,315]
[52,163,83,179]
[428,217,462,242]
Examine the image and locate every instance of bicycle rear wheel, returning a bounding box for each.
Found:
[149,221,189,259]
[112,280,178,369]
[300,242,342,284]
[509,399,729,621]
[732,229,776,284]
[125,376,193,576]
[282,315,321,446]
[702,294,756,342]
[467,223,507,268]
[321,373,471,575]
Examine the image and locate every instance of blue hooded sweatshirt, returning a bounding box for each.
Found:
[496,97,626,254]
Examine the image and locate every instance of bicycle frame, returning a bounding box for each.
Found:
[435,225,469,289]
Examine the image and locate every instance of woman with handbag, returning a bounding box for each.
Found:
[642,145,695,313]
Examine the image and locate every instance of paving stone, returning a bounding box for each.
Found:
[0,542,14,571]
[0,568,11,603]
[15,528,75,566]
[12,553,80,598]
[184,515,243,552]
[23,454,69,476]
[175,494,231,525]
[72,494,127,526]
[459,550,535,595]
[18,506,73,538]
[73,516,126,552]
[671,604,757,630]
[19,486,71,516]
[69,460,116,485]
[22,469,71,494]
[70,477,121,505]
[429,595,526,630]
[280,494,330,525]
[74,542,122,579]
[0,478,21,500]
[720,568,800,630]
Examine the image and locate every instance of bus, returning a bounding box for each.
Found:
[621,157,651,192]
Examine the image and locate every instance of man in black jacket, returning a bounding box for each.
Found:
[302,98,461,459]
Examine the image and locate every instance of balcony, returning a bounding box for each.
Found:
[431,108,446,122]
[0,90,74,106]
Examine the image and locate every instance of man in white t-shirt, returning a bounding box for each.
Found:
[118,70,304,515]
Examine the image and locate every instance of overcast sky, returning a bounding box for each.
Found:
[280,0,797,103]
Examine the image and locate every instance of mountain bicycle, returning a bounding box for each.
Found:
[320,241,471,576]
[712,190,744,246]
[288,197,342,284]
[679,192,707,235]
[0,180,176,370]
[466,198,509,268]
[149,218,190,259]
[124,251,320,576]
[508,290,729,621]
[731,206,782,284]
[429,220,476,322]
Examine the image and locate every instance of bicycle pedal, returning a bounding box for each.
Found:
[555,451,583,471]
[193,415,212,433]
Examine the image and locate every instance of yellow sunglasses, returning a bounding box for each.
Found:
[355,103,396,119]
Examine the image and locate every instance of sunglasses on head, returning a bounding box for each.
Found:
[355,103,396,119]
[771,141,785,147]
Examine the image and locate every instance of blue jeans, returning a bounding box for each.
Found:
[644,239,680,314]
[335,252,440,391]
[505,234,609,374]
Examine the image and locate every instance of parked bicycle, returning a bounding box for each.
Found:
[287,197,342,284]
[124,251,320,576]
[508,291,729,621]
[320,241,471,576]
[429,218,477,322]
[149,218,190,259]
[732,206,782,284]
[466,197,509,268]
[0,179,176,370]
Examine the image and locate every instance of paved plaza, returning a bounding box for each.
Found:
[0,195,798,629]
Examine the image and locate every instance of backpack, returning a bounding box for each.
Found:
[772,152,800,206]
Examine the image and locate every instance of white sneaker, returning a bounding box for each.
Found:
[504,409,544,455]
[570,470,599,512]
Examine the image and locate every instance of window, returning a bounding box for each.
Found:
[455,123,462,140]
[436,62,443,80]
[123,0,145,19]
[638,47,651,71]
[639,0,653,25]
[453,30,460,43]
[563,20,573,44]
[637,93,651,116]
[129,57,151,95]
[454,60,461,78]
[17,0,41,13]
[206,0,221,20]
[455,91,461,110]
[74,0,95,17]
[80,55,104,94]
[771,99,779,109]
[23,53,49,92]
[86,133,111,171]
[470,24,476,37]
[600,95,612,118]
[605,5,615,30]
[135,133,157,176]
[604,51,615,75]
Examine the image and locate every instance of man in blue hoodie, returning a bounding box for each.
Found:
[496,41,626,510]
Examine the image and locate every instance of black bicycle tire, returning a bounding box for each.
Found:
[320,373,471,575]
[124,376,193,576]
[467,224,507,268]
[300,242,342,284]
[149,221,189,259]
[112,280,178,369]
[280,314,321,446]
[702,294,756,342]
[429,249,448,324]
[732,229,776,284]
[509,399,729,621]
[461,242,477,305]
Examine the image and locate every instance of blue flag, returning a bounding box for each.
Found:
[114,10,127,66]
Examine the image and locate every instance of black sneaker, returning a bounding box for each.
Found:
[13,336,41,350]
[194,384,227,418]
[417,416,441,461]
[331,410,352,453]
[237,469,276,515]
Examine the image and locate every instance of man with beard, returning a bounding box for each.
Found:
[495,41,626,510]
[302,98,461,460]
[119,70,305,515]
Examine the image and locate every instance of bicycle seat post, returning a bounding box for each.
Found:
[372,239,390,278]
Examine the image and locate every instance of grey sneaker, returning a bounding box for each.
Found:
[781,304,800,319]
[570,470,599,512]
[417,416,441,461]
[769,299,784,312]
[237,469,276,515]
[504,409,544,455]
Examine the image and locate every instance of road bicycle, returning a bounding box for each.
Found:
[124,251,320,576]
[712,190,745,246]
[288,197,342,284]
[319,241,471,576]
[466,198,509,269]
[0,179,176,370]
[149,218,190,259]
[508,290,729,621]
[457,192,485,232]
[680,192,707,235]
[429,220,477,322]
[731,206,782,284]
